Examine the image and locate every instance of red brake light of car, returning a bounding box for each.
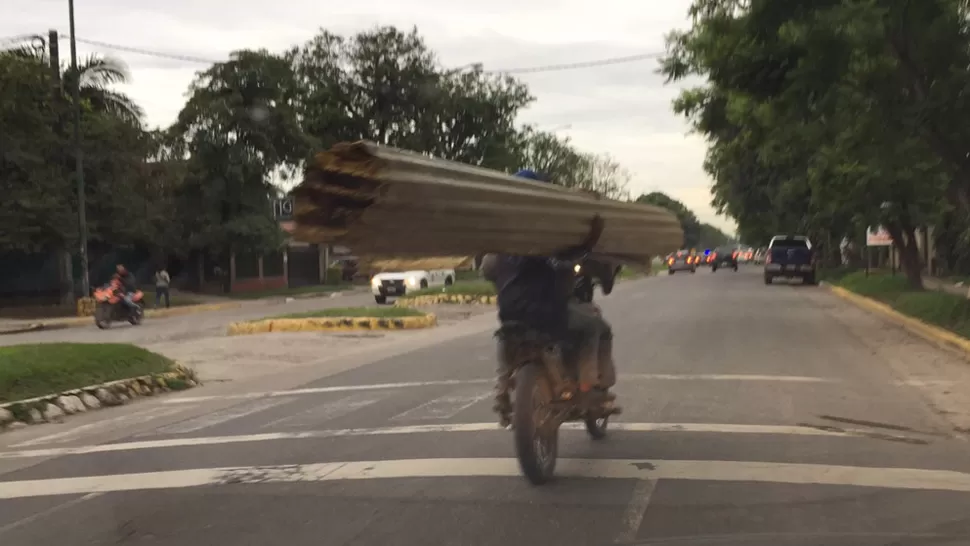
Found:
[765,254,772,264]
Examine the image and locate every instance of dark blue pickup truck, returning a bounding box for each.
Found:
[763,235,817,285]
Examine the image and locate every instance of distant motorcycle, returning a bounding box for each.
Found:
[93,280,144,329]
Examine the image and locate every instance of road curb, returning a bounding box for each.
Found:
[827,283,970,359]
[226,313,438,336]
[148,302,241,319]
[0,363,199,433]
[0,302,243,334]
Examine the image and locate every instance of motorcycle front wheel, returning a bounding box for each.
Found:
[585,415,609,440]
[512,363,558,485]
[94,304,109,329]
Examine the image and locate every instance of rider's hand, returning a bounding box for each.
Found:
[581,215,604,252]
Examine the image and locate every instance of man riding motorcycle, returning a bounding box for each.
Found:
[113,264,140,310]
[482,169,619,426]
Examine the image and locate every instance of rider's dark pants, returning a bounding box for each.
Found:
[567,301,615,389]
[121,292,138,310]
[494,304,615,405]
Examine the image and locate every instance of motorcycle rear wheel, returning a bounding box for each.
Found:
[129,307,144,325]
[512,363,558,485]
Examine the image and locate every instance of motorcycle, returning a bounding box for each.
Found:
[93,281,145,329]
[495,261,619,485]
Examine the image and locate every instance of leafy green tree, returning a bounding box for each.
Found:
[660,0,967,287]
[288,26,534,170]
[0,44,156,300]
[635,191,701,249]
[698,223,731,249]
[169,49,310,288]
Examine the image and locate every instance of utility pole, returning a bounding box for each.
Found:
[68,0,91,297]
[48,30,59,82]
[50,29,76,305]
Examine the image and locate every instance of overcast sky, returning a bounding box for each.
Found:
[7,0,735,233]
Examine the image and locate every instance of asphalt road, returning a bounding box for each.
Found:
[4,267,970,545]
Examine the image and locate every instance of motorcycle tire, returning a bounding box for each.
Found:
[512,363,558,485]
[94,305,109,330]
[128,307,144,326]
[585,414,609,440]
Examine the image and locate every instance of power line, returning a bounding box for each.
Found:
[492,52,663,74]
[71,36,218,64]
[62,35,663,74]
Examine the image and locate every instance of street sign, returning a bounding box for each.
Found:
[273,197,294,220]
[866,226,893,246]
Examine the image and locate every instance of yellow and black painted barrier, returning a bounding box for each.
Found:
[394,294,497,307]
[226,312,438,336]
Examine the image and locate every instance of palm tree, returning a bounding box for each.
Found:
[66,55,143,125]
[1,43,142,125]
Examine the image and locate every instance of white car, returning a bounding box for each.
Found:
[370,268,456,304]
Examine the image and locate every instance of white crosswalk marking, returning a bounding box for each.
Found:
[151,397,297,435]
[0,422,930,460]
[259,394,385,429]
[390,389,492,421]
[12,406,191,448]
[5,458,970,500]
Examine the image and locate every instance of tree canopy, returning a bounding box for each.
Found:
[634,191,731,249]
[662,0,970,288]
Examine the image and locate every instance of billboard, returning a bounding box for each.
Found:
[866,226,893,247]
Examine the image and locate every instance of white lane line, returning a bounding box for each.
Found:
[163,379,494,404]
[12,407,189,448]
[163,374,836,404]
[615,479,656,544]
[151,397,296,435]
[895,379,957,387]
[0,492,103,535]
[260,395,385,429]
[0,422,877,460]
[625,374,837,383]
[5,457,970,500]
[390,389,492,421]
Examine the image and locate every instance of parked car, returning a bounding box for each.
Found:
[370,268,456,304]
[710,246,739,272]
[666,250,698,274]
[764,235,816,285]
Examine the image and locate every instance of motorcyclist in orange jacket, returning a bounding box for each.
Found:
[113,264,139,310]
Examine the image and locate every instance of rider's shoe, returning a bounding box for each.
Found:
[595,388,621,414]
[493,395,512,428]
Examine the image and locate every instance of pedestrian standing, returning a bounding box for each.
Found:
[154,267,171,309]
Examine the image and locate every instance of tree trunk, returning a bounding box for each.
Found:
[58,248,75,305]
[887,223,923,290]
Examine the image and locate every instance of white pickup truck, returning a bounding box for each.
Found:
[370,268,456,304]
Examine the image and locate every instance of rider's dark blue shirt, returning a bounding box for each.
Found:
[490,255,575,336]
